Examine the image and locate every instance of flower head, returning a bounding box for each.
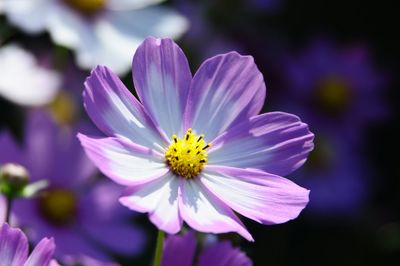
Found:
[162,231,252,266]
[282,39,387,132]
[0,111,145,261]
[1,0,188,74]
[78,37,314,240]
[0,223,58,266]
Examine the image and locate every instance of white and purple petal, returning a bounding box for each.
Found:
[84,65,166,149]
[106,0,165,10]
[185,52,266,141]
[78,134,168,186]
[209,112,314,176]
[120,172,182,234]
[0,224,29,266]
[179,178,253,241]
[201,166,309,225]
[132,37,192,137]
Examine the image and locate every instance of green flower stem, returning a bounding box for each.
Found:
[153,230,165,266]
[5,196,13,224]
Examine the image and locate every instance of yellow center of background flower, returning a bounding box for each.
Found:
[64,0,105,14]
[49,91,77,125]
[39,188,77,226]
[165,128,211,179]
[316,77,351,112]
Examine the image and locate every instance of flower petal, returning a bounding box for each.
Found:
[0,224,28,266]
[78,134,168,186]
[185,52,266,141]
[25,112,96,188]
[201,166,309,225]
[119,172,182,234]
[24,238,55,266]
[84,65,166,149]
[198,241,252,266]
[132,37,192,138]
[209,112,314,176]
[106,0,164,10]
[2,0,50,33]
[162,231,197,266]
[179,179,253,241]
[0,45,60,106]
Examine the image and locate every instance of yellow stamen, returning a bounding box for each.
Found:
[165,128,211,179]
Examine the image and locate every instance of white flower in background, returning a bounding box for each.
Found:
[1,0,188,75]
[0,45,61,106]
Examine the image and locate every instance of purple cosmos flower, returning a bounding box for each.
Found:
[78,37,314,241]
[0,112,145,261]
[281,39,386,141]
[291,131,368,215]
[0,223,58,266]
[162,231,252,266]
[276,39,385,215]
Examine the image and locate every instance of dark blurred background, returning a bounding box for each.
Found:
[1,0,399,265]
[175,0,399,265]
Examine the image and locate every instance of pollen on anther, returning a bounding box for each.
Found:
[165,128,210,179]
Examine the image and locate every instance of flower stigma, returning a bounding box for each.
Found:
[63,0,105,14]
[165,128,211,179]
[39,188,77,226]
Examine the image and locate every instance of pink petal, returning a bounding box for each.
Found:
[132,37,192,138]
[84,65,166,149]
[202,166,309,225]
[78,134,168,186]
[185,52,266,141]
[209,112,314,176]
[119,172,182,234]
[179,179,253,241]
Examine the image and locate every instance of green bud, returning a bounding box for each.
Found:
[0,163,29,198]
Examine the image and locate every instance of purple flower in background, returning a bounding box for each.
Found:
[78,37,314,240]
[292,132,369,215]
[162,231,252,266]
[0,112,145,261]
[282,39,386,140]
[276,39,385,215]
[0,223,58,266]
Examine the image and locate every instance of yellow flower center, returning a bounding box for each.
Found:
[316,77,351,112]
[165,128,211,179]
[49,91,77,125]
[63,0,105,14]
[39,188,77,226]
